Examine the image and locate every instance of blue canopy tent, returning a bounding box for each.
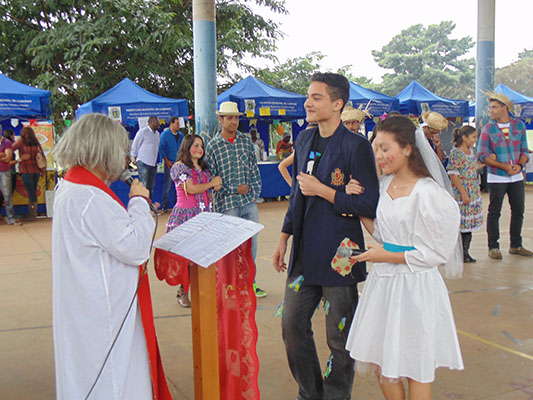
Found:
[217,76,307,197]
[395,81,469,118]
[76,78,189,136]
[348,81,400,136]
[0,74,52,133]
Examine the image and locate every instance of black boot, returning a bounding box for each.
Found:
[462,232,476,263]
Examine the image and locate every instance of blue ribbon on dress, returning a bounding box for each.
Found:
[383,242,416,253]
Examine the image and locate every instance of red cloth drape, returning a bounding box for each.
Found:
[65,166,172,400]
[154,239,260,399]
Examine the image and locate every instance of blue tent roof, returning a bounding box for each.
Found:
[348,81,399,116]
[76,78,189,125]
[0,73,52,118]
[217,76,306,119]
[395,81,469,117]
[469,84,533,118]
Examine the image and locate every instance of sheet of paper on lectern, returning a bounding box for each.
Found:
[153,212,264,268]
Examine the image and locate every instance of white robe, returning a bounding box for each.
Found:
[52,180,155,399]
[346,176,464,383]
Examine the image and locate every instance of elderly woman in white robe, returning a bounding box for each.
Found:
[52,114,170,399]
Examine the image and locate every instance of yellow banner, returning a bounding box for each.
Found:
[259,107,271,116]
[23,121,54,169]
[278,109,286,116]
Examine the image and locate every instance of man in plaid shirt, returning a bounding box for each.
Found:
[206,101,266,297]
[478,93,531,259]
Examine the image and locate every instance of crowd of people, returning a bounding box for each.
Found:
[18,70,528,399]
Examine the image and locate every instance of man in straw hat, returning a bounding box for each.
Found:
[420,111,448,165]
[341,104,371,135]
[205,101,267,297]
[478,91,532,259]
[272,72,379,399]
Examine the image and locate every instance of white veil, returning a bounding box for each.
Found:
[415,127,463,279]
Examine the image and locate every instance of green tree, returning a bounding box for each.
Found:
[495,49,533,97]
[251,51,325,95]
[0,0,286,132]
[372,21,475,99]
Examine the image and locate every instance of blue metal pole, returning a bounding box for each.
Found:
[475,0,495,131]
[193,0,218,141]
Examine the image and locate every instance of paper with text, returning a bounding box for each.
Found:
[154,212,264,268]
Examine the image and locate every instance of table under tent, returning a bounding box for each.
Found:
[75,77,189,206]
[0,73,54,216]
[216,76,307,198]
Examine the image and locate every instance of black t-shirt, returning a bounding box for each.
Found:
[305,130,331,176]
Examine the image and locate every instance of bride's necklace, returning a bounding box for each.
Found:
[391,178,417,190]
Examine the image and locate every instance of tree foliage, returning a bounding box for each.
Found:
[495,49,533,97]
[0,0,286,131]
[372,21,475,99]
[251,51,324,95]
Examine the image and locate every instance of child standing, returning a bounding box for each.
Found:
[447,126,483,262]
[166,134,222,306]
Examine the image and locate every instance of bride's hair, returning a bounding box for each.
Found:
[375,116,431,178]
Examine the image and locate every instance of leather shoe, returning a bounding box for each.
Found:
[509,247,533,257]
[488,249,502,260]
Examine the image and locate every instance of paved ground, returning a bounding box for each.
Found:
[1,187,532,399]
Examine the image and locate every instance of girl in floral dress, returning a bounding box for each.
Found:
[166,134,222,306]
[447,125,483,263]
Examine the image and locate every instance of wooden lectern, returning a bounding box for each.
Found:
[154,239,260,400]
[189,263,220,400]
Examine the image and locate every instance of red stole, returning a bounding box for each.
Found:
[64,166,172,400]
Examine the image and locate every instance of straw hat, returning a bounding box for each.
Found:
[216,101,243,116]
[341,104,372,123]
[421,111,448,131]
[483,90,514,113]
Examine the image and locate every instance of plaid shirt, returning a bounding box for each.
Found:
[478,117,530,177]
[206,131,261,213]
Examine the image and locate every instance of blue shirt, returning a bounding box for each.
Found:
[131,125,160,166]
[159,127,184,163]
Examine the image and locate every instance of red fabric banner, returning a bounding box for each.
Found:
[154,240,260,399]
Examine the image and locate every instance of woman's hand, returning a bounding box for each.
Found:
[345,176,365,195]
[129,179,149,199]
[461,192,471,205]
[211,176,222,190]
[351,244,387,263]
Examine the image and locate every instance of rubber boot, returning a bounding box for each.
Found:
[462,232,476,263]
[28,202,37,221]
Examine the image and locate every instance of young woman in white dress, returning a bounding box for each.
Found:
[345,116,464,400]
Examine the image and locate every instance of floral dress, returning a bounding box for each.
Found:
[447,147,483,232]
[166,163,213,232]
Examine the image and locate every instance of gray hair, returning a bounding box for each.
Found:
[54,113,129,181]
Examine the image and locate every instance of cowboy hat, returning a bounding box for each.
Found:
[216,101,243,116]
[483,90,514,114]
[421,111,448,131]
[341,104,372,123]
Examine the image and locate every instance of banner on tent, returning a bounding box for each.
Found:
[424,102,466,117]
[0,96,41,115]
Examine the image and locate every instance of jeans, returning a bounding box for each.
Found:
[136,161,157,199]
[282,281,358,400]
[487,180,525,249]
[222,202,259,266]
[21,173,40,203]
[0,170,16,224]
[161,163,173,210]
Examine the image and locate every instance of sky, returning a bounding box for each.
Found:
[251,0,533,83]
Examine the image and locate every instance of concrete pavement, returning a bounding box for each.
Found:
[0,187,532,399]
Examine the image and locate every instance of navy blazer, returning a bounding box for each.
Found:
[282,123,379,286]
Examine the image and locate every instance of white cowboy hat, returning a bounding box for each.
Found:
[216,101,243,116]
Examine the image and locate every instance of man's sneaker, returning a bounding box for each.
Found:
[509,247,533,257]
[253,284,267,298]
[488,248,502,260]
[176,286,191,308]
